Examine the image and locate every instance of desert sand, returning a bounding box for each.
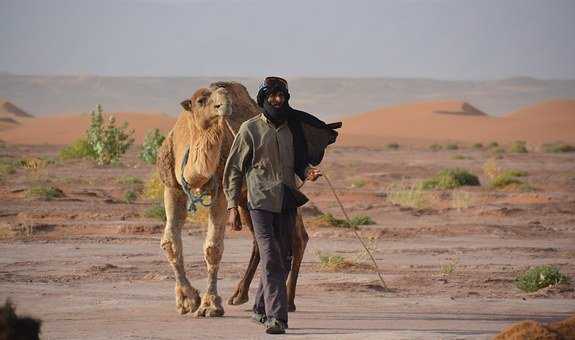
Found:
[339,99,575,147]
[1,142,574,339]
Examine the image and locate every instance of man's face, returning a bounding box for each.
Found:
[267,91,285,108]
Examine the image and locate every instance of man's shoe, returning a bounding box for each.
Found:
[265,318,286,334]
[251,312,266,325]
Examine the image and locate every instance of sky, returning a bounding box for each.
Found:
[1,0,574,80]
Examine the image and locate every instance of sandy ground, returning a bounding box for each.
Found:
[1,144,575,339]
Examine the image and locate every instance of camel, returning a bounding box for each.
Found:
[157,81,338,317]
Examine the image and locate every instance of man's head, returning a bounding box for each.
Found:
[256,76,290,108]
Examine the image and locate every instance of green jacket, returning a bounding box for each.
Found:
[223,113,308,213]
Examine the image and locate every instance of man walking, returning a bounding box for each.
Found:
[223,77,322,334]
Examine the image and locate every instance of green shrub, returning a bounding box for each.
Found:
[510,140,528,153]
[419,168,480,190]
[542,142,575,153]
[123,190,139,204]
[504,169,528,177]
[472,143,484,149]
[445,143,459,150]
[489,173,523,189]
[139,128,165,165]
[386,143,400,150]
[317,252,346,271]
[144,200,166,221]
[429,144,443,151]
[0,159,17,176]
[87,105,135,165]
[488,141,499,149]
[26,185,64,201]
[320,213,353,229]
[515,265,569,292]
[387,182,429,209]
[59,138,94,160]
[349,215,375,227]
[451,154,472,160]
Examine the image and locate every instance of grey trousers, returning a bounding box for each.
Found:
[249,208,296,324]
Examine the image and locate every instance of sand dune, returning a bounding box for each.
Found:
[0,112,175,145]
[0,99,33,131]
[1,99,574,147]
[339,99,575,146]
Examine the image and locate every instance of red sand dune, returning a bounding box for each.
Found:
[0,112,175,145]
[0,100,33,131]
[339,99,575,146]
[1,99,574,147]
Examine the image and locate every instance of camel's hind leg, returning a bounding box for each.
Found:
[227,203,259,306]
[161,186,201,315]
[194,191,226,317]
[287,212,308,312]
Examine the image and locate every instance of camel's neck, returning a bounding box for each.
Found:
[182,116,227,189]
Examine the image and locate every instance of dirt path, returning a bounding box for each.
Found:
[1,235,573,339]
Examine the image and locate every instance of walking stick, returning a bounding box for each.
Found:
[321,171,388,291]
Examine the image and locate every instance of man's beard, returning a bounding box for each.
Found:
[263,101,289,124]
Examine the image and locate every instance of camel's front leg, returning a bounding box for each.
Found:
[227,203,259,306]
[287,212,308,312]
[161,186,201,315]
[194,191,226,317]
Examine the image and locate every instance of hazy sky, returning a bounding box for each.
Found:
[1,0,574,80]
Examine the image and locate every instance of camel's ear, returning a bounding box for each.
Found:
[180,99,192,111]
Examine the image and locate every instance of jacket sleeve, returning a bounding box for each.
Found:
[223,125,252,210]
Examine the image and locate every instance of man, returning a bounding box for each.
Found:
[223,77,322,334]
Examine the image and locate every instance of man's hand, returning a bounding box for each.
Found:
[227,207,242,231]
[306,167,322,182]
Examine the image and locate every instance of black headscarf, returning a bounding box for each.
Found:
[256,77,337,181]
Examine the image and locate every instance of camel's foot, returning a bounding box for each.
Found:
[175,282,201,315]
[227,287,249,306]
[288,302,296,313]
[194,293,224,317]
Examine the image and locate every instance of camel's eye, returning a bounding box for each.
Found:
[197,97,207,106]
[214,104,221,109]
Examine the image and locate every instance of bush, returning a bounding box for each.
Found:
[542,142,575,153]
[320,213,353,229]
[510,140,528,153]
[117,175,144,191]
[387,182,429,209]
[386,143,400,150]
[144,200,166,221]
[419,168,480,190]
[26,185,64,201]
[349,215,375,227]
[87,105,135,166]
[144,171,164,201]
[58,138,94,160]
[139,128,165,165]
[445,143,459,150]
[123,190,139,204]
[505,169,528,177]
[451,154,472,160]
[0,159,17,176]
[490,173,523,189]
[317,252,346,271]
[488,141,499,149]
[516,265,569,292]
[472,143,484,149]
[429,144,443,151]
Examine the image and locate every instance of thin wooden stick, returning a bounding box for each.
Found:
[322,171,388,290]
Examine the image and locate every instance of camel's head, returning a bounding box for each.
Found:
[180,86,232,130]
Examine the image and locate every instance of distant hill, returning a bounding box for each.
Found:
[1,74,575,119]
[0,99,33,131]
[340,99,575,146]
[0,112,174,145]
